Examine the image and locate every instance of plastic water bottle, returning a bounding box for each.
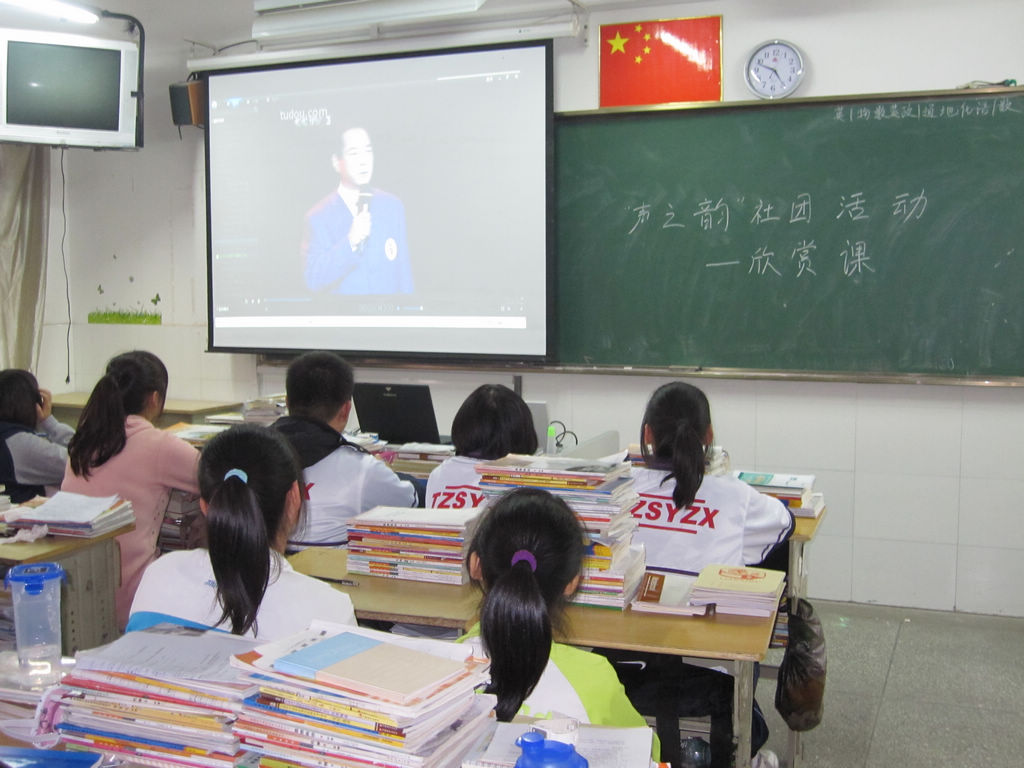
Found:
[514,731,588,768]
[678,736,711,768]
[5,562,66,688]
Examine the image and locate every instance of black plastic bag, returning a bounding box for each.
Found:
[774,597,826,730]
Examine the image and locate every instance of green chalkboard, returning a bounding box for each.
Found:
[555,89,1024,377]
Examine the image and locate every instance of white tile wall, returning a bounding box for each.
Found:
[853,539,956,610]
[956,546,1024,615]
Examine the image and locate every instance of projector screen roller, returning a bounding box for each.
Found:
[205,42,551,360]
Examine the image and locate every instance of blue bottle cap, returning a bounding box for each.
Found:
[515,731,588,768]
[5,562,66,595]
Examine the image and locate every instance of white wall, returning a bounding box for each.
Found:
[26,0,1024,615]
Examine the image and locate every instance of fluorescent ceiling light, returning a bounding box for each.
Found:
[0,0,99,24]
[253,0,486,40]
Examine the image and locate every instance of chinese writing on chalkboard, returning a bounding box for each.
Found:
[627,189,929,280]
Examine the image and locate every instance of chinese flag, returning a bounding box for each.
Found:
[600,16,722,108]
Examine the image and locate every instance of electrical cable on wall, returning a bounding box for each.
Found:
[60,147,71,385]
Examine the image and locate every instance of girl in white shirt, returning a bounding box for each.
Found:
[426,384,538,509]
[128,424,355,641]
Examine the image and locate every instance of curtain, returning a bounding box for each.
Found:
[0,143,50,370]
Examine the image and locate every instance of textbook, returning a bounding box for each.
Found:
[5,491,134,537]
[347,506,481,585]
[733,470,816,508]
[630,571,708,617]
[689,564,786,618]
[271,631,469,705]
[791,492,825,519]
[476,454,629,488]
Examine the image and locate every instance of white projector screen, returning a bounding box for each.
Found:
[205,41,551,360]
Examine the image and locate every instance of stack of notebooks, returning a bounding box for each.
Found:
[632,564,786,618]
[52,627,259,767]
[347,506,482,584]
[733,471,825,518]
[157,490,207,554]
[230,621,494,768]
[4,491,134,537]
[242,396,287,426]
[475,455,644,609]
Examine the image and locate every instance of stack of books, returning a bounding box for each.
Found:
[157,490,207,554]
[733,471,825,518]
[242,395,287,426]
[688,564,786,618]
[230,622,494,768]
[347,506,482,584]
[475,455,644,609]
[5,492,134,537]
[631,571,709,617]
[52,627,259,767]
[627,444,731,476]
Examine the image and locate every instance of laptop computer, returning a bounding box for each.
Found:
[351,383,441,444]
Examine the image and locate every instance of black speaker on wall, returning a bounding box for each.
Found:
[169,80,206,127]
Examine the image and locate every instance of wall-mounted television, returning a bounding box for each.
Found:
[204,40,552,362]
[0,27,140,149]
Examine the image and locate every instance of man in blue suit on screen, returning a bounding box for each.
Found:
[303,126,414,295]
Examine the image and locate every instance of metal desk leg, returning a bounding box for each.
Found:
[733,659,754,768]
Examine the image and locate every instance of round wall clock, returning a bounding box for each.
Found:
[745,40,805,99]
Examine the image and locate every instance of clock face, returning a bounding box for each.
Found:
[746,40,804,99]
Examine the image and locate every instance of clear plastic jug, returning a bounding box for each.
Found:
[5,562,66,687]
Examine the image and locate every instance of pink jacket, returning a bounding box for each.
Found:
[63,415,200,629]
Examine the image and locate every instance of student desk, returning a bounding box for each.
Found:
[789,511,825,601]
[0,524,132,654]
[51,392,243,431]
[290,547,775,768]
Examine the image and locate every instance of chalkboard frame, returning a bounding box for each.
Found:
[554,86,1024,385]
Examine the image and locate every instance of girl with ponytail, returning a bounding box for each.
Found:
[462,487,648,729]
[63,351,201,629]
[127,424,355,640]
[633,381,793,573]
[622,381,793,768]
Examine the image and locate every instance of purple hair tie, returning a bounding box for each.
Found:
[510,549,537,572]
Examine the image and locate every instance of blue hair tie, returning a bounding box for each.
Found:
[223,468,248,484]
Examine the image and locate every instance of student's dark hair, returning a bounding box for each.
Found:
[0,369,41,429]
[68,351,169,478]
[199,423,304,636]
[285,351,354,424]
[640,381,712,509]
[451,384,538,460]
[467,487,585,721]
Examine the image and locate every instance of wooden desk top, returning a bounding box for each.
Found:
[0,523,132,564]
[52,392,242,416]
[289,548,774,663]
[792,506,826,542]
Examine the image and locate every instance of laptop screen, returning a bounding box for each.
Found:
[351,383,441,444]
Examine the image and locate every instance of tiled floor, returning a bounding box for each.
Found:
[756,600,1024,768]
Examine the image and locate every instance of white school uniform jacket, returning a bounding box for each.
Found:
[631,466,794,573]
[127,548,356,642]
[273,416,417,546]
[425,455,488,509]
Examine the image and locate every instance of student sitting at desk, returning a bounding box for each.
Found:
[426,384,537,509]
[63,351,201,630]
[461,487,651,739]
[615,382,793,768]
[272,351,417,548]
[0,369,75,503]
[128,424,356,640]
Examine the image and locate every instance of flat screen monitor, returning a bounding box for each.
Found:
[205,41,552,361]
[0,27,140,148]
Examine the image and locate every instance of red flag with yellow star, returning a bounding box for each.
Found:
[600,16,722,108]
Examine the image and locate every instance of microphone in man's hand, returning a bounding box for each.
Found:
[356,189,373,252]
